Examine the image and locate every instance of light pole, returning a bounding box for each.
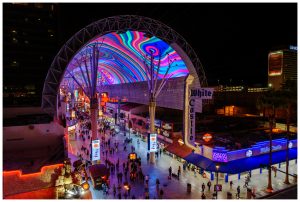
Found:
[215,164,220,199]
[128,113,130,140]
[141,47,176,164]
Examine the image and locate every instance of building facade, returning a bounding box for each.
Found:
[268,46,297,90]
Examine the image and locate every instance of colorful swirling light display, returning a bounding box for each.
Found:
[63,30,189,86]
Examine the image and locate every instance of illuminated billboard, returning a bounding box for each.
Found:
[148,133,157,152]
[92,139,100,161]
[268,51,283,76]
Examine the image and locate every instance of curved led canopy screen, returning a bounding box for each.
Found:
[63,30,189,87]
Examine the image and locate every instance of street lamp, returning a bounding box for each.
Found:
[128,113,130,140]
[215,164,220,199]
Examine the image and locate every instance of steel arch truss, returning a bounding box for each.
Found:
[42,15,207,116]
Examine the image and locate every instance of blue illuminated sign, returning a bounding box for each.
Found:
[289,45,297,51]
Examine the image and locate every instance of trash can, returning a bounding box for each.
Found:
[227,192,232,199]
[247,188,252,199]
[187,183,191,193]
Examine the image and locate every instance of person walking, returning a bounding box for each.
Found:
[159,189,164,199]
[156,178,160,192]
[207,181,212,191]
[178,166,181,179]
[128,184,131,196]
[230,181,233,189]
[120,172,123,183]
[145,174,149,185]
[113,184,116,197]
[202,183,205,192]
[193,167,197,177]
[237,185,241,198]
[124,191,128,199]
[201,193,206,199]
[169,166,172,178]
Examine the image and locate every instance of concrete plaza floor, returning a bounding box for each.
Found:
[68,128,297,199]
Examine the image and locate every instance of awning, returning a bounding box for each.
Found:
[184,148,297,174]
[165,142,193,159]
[184,153,213,170]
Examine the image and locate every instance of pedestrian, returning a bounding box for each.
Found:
[125,167,128,179]
[132,195,136,199]
[207,181,212,191]
[124,191,128,199]
[274,166,277,177]
[145,174,149,184]
[120,172,123,183]
[201,193,206,199]
[237,185,240,198]
[102,183,107,194]
[147,152,150,161]
[123,162,126,172]
[230,181,233,189]
[117,172,121,183]
[169,166,172,178]
[159,189,164,199]
[128,184,131,196]
[178,166,181,178]
[193,168,197,177]
[113,184,116,197]
[145,190,149,199]
[202,183,205,192]
[110,165,114,175]
[118,192,121,199]
[156,178,160,191]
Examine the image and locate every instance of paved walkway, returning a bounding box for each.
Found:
[68,126,297,199]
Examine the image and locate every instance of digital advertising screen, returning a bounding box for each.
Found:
[92,139,100,161]
[148,133,157,152]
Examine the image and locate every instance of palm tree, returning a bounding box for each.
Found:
[257,90,281,192]
[279,80,297,184]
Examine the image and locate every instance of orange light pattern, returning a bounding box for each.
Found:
[3,164,63,178]
[203,133,213,142]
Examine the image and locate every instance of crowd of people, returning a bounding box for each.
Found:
[70,113,252,199]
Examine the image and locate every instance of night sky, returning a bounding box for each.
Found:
[57,3,297,86]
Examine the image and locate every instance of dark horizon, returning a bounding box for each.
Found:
[56,3,297,87]
[3,3,297,95]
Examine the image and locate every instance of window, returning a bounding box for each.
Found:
[10,61,19,67]
[12,37,18,44]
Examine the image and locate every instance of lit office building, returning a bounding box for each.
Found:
[268,46,297,90]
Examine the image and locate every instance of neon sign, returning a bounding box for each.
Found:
[190,88,214,99]
[260,145,282,154]
[212,152,228,162]
[246,150,253,157]
[289,45,297,51]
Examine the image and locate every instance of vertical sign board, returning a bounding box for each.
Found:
[189,88,214,145]
[92,139,100,161]
[148,133,157,152]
